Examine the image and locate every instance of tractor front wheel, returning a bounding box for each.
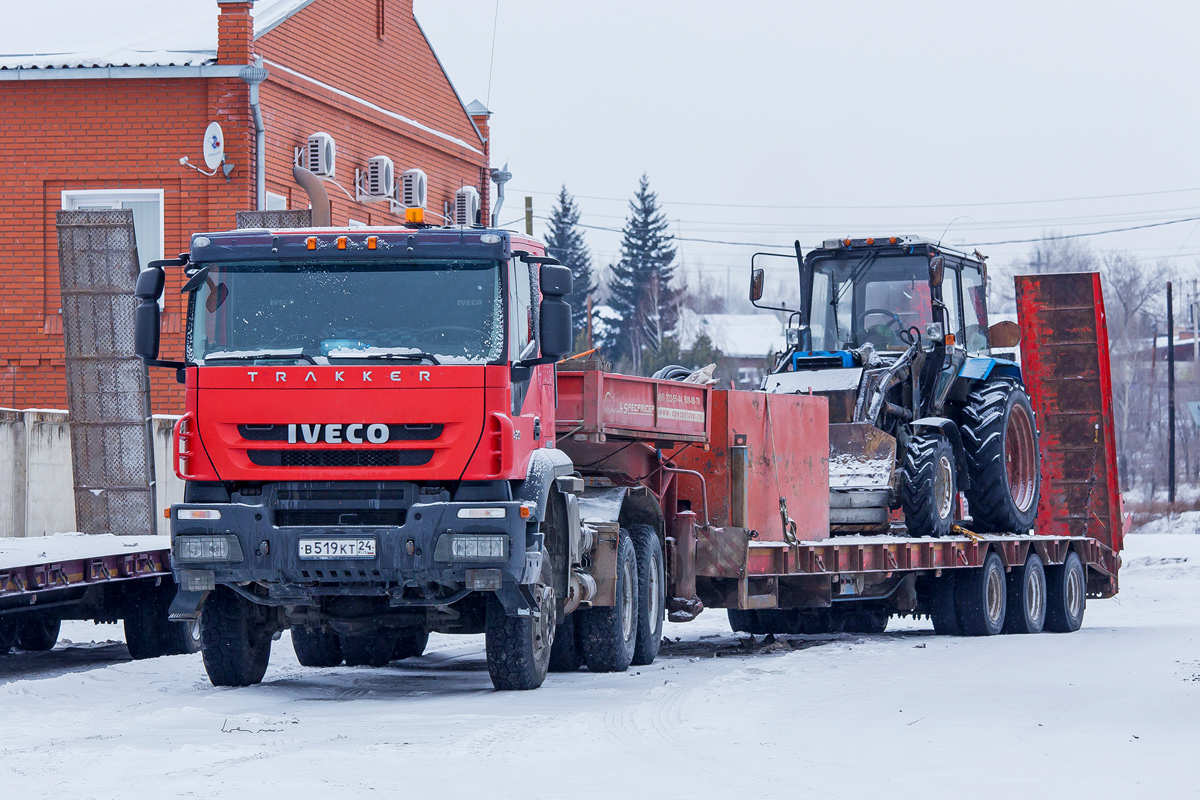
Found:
[901,433,957,537]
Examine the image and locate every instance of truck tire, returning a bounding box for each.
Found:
[291,626,343,667]
[548,612,584,672]
[727,608,760,634]
[962,379,1040,533]
[837,608,889,634]
[0,619,17,653]
[485,585,556,690]
[1045,551,1086,633]
[391,629,429,660]
[901,433,956,537]
[16,616,60,652]
[1004,552,1047,634]
[200,586,272,687]
[929,573,961,635]
[955,551,1007,636]
[630,524,665,666]
[340,635,396,668]
[578,529,638,673]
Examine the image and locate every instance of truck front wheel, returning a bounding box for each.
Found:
[200,586,273,687]
[485,585,556,690]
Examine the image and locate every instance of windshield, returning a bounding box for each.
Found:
[810,254,933,351]
[188,260,504,365]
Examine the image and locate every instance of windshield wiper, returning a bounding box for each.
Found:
[326,351,442,365]
[204,351,318,365]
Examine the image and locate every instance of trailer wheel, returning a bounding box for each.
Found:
[0,619,17,653]
[340,634,396,668]
[962,379,1040,533]
[630,524,665,666]
[578,529,638,673]
[901,433,956,537]
[955,551,1007,636]
[727,608,760,635]
[391,629,429,660]
[838,608,889,634]
[126,581,202,659]
[291,626,343,667]
[16,616,60,652]
[929,573,961,635]
[1004,552,1047,634]
[200,586,273,687]
[485,584,556,690]
[548,612,584,672]
[1045,550,1086,633]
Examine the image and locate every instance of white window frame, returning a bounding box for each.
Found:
[266,191,288,210]
[62,189,166,307]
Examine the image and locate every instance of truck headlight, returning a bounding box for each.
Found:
[174,534,243,564]
[434,534,508,562]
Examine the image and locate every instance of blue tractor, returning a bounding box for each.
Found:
[752,236,1041,537]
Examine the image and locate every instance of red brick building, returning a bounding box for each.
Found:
[0,0,492,412]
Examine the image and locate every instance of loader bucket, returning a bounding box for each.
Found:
[828,423,896,532]
[1016,271,1122,595]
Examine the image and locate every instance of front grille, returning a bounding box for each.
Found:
[794,356,847,371]
[238,424,443,442]
[277,488,412,502]
[248,449,433,467]
[276,509,407,527]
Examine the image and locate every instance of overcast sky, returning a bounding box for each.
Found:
[416,1,1200,300]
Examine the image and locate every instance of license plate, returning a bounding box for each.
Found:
[298,538,377,560]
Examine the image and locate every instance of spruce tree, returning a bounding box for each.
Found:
[543,186,595,334]
[606,174,678,372]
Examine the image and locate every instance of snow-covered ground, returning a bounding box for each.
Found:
[2,533,1197,798]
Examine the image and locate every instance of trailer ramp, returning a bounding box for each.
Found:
[1016,271,1122,596]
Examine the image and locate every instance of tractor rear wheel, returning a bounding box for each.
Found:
[901,433,957,537]
[962,379,1040,533]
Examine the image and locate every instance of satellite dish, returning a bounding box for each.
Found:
[202,122,225,171]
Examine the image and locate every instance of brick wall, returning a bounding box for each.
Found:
[0,0,487,414]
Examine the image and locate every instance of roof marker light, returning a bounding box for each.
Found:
[337,236,347,250]
[367,236,378,250]
[306,236,317,250]
[405,208,425,224]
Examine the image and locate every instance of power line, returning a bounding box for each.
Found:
[969,216,1200,247]
[511,185,1200,212]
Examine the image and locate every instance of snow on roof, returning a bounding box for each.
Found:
[675,309,786,359]
[0,0,311,70]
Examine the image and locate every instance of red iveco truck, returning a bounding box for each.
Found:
[134,223,1122,690]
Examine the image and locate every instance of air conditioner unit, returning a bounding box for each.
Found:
[401,168,428,209]
[365,155,395,199]
[455,186,480,226]
[306,132,337,178]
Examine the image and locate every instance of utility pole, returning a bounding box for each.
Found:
[524,196,533,236]
[1168,281,1176,504]
[586,295,594,350]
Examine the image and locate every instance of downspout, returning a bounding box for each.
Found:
[239,58,269,210]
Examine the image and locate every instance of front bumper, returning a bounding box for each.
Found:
[170,496,541,607]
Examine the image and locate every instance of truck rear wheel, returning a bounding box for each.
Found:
[1004,552,1047,634]
[1045,551,1086,633]
[0,619,17,653]
[548,612,584,672]
[901,433,956,537]
[16,616,60,652]
[630,524,665,666]
[955,551,1007,636]
[291,626,343,667]
[962,379,1040,533]
[485,585,556,690]
[200,586,273,687]
[579,529,638,673]
[391,629,429,660]
[837,608,889,633]
[340,635,396,668]
[727,608,761,635]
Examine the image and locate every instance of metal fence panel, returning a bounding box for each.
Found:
[55,210,156,535]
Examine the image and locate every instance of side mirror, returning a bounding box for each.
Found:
[135,266,165,301]
[539,297,573,360]
[134,267,164,362]
[749,268,765,302]
[988,320,1021,349]
[928,256,945,288]
[540,263,572,297]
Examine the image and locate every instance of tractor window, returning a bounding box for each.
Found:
[815,255,935,350]
[942,268,962,342]
[961,266,989,352]
[810,270,834,349]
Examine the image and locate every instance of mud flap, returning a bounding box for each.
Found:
[168,589,209,621]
